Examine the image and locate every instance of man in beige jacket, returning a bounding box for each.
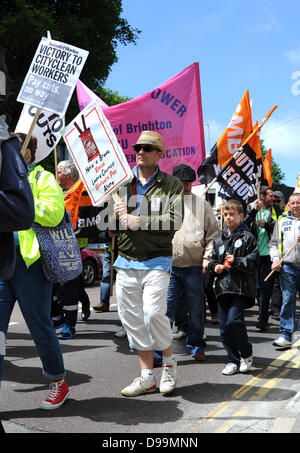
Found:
[166,164,219,361]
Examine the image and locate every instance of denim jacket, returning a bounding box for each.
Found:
[0,138,35,279]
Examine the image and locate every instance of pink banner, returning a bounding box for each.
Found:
[76,62,205,182]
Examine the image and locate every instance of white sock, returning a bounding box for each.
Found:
[141,369,154,380]
[163,355,174,366]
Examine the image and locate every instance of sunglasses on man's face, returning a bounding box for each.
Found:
[274,199,282,204]
[134,145,159,153]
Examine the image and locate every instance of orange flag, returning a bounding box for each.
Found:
[198,90,253,184]
[263,149,272,187]
[217,89,253,167]
[64,179,85,229]
[296,173,300,193]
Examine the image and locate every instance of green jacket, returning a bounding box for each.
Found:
[110,168,184,261]
[18,165,65,267]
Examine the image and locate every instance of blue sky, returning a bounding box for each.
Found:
[104,0,300,188]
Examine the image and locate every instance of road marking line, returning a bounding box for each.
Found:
[191,402,231,429]
[214,407,248,433]
[191,340,300,432]
[250,376,283,400]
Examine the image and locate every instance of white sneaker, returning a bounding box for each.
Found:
[114,327,127,338]
[160,359,177,394]
[239,355,253,373]
[172,329,186,340]
[222,362,238,375]
[121,376,157,397]
[272,336,292,348]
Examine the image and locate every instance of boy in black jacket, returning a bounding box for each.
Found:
[209,199,259,375]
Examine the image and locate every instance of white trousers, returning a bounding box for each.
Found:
[116,268,173,351]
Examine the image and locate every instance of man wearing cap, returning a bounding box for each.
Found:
[111,131,184,397]
[166,164,219,361]
[273,191,285,213]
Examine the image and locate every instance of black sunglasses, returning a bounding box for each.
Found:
[274,199,282,204]
[134,144,159,153]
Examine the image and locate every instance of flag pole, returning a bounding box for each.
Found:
[264,241,298,282]
[200,105,278,197]
[256,173,261,220]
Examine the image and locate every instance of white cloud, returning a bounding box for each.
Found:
[247,9,282,34]
[261,113,300,160]
[286,47,300,65]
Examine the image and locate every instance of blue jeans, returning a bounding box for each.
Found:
[100,247,112,307]
[166,266,206,356]
[0,254,65,382]
[279,264,300,341]
[218,294,252,365]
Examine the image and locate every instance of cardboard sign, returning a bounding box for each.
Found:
[17,37,88,115]
[63,100,133,206]
[15,105,64,163]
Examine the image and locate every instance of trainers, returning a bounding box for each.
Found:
[160,359,177,394]
[114,327,127,338]
[40,379,70,410]
[172,329,187,340]
[272,336,292,348]
[57,325,76,340]
[239,355,253,373]
[222,362,238,375]
[121,376,157,397]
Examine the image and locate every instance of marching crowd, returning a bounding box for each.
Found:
[0,124,300,433]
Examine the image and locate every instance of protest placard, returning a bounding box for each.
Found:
[15,105,64,163]
[63,100,133,206]
[17,36,88,115]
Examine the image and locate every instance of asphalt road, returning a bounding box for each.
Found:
[1,281,300,438]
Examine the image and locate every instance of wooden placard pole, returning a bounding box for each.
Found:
[109,191,121,298]
[109,235,115,297]
[264,241,298,282]
[256,173,261,220]
[20,107,41,157]
[54,146,58,173]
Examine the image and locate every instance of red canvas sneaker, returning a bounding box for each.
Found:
[40,379,70,410]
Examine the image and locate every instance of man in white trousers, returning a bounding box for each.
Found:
[111,131,184,397]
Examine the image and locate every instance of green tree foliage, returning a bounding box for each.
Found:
[0,0,140,126]
[260,140,285,189]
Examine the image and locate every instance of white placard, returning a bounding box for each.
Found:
[17,37,89,115]
[15,105,64,163]
[63,100,133,206]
